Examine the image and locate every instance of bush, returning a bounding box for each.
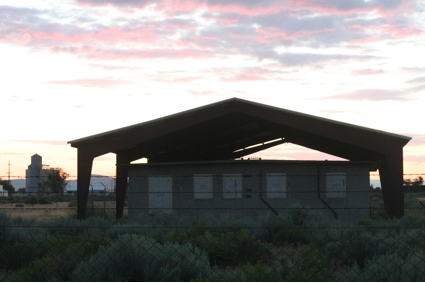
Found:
[37,195,53,205]
[285,244,334,281]
[288,203,311,226]
[323,229,419,269]
[193,229,272,267]
[71,234,218,281]
[15,203,24,207]
[0,239,52,270]
[400,213,425,228]
[272,223,310,246]
[67,204,116,221]
[18,235,110,281]
[24,195,37,205]
[225,261,285,281]
[342,251,425,281]
[160,226,272,267]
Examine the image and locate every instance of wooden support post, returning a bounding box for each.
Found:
[77,149,94,220]
[116,153,130,219]
[379,150,404,218]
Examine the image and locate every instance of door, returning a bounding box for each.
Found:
[148,176,173,214]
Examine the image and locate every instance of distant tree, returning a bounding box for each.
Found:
[404,176,424,187]
[39,167,70,194]
[0,178,15,194]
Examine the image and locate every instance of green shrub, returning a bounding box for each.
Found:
[225,261,285,281]
[165,228,271,267]
[24,195,37,205]
[342,251,425,281]
[15,203,24,207]
[400,213,425,228]
[191,229,272,267]
[18,235,110,281]
[67,203,117,221]
[44,217,112,236]
[272,223,310,246]
[37,195,53,204]
[71,234,218,281]
[288,203,311,226]
[285,244,334,281]
[0,239,52,270]
[324,229,419,269]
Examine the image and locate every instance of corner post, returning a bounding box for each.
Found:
[379,150,404,218]
[116,153,130,219]
[77,148,94,220]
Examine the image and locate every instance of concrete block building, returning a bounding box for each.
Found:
[68,98,411,220]
[127,160,375,222]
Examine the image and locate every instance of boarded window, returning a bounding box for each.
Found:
[148,176,172,214]
[223,174,242,199]
[326,173,346,198]
[266,173,286,198]
[194,174,213,199]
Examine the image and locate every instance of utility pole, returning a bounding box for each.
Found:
[7,160,11,183]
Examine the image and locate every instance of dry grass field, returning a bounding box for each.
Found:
[0,201,127,221]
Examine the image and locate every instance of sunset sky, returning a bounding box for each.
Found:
[1,0,424,181]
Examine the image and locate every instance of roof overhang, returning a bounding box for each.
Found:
[68,98,411,163]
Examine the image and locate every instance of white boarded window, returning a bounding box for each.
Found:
[266,173,287,198]
[223,174,242,199]
[326,173,346,198]
[148,176,172,214]
[194,174,213,199]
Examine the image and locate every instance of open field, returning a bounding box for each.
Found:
[0,201,127,221]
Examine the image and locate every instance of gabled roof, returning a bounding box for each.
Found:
[68,97,411,162]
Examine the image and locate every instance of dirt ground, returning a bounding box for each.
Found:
[0,201,126,221]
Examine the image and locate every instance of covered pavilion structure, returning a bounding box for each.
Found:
[68,98,411,219]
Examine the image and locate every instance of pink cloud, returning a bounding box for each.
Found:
[351,69,385,76]
[32,31,90,43]
[51,45,213,60]
[43,78,133,88]
[5,32,32,44]
[0,152,24,155]
[148,76,202,83]
[73,105,85,108]
[88,64,140,71]
[404,156,425,163]
[284,0,412,16]
[11,140,67,146]
[186,90,215,96]
[348,36,381,46]
[258,150,347,161]
[216,68,296,82]
[375,24,424,37]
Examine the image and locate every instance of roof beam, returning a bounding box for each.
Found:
[231,138,286,159]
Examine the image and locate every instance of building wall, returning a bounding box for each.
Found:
[0,185,7,197]
[127,160,371,223]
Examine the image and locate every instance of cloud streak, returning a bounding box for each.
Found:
[43,78,134,88]
[10,140,68,146]
[323,80,425,102]
[0,152,24,155]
